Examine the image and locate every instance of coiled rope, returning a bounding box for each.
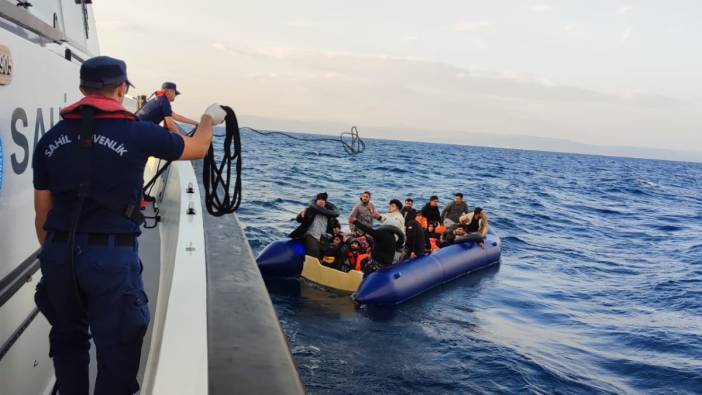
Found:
[239,126,365,156]
[203,106,242,216]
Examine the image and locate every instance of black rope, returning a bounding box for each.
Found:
[141,108,365,221]
[238,126,365,155]
[202,106,242,216]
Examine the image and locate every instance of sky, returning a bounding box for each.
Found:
[93,1,702,154]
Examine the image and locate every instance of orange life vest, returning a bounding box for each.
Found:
[429,237,440,251]
[354,253,370,271]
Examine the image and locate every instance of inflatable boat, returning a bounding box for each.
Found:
[256,230,501,305]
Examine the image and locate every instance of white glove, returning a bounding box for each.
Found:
[204,103,227,125]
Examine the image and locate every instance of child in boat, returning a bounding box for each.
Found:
[342,238,370,272]
[424,221,441,252]
[321,234,346,268]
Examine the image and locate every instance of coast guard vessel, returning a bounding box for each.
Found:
[0,2,301,393]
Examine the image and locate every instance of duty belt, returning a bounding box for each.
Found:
[51,231,136,247]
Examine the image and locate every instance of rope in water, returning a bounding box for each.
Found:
[142,111,365,220]
[237,126,366,156]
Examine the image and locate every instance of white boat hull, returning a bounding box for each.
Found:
[1,3,97,392]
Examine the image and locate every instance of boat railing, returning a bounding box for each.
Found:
[141,159,208,394]
[142,157,304,394]
[192,160,305,394]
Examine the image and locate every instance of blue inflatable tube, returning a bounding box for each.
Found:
[255,231,501,305]
[355,232,501,305]
[256,239,306,277]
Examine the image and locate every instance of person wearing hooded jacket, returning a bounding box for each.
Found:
[321,234,346,268]
[405,214,426,259]
[350,218,404,274]
[289,192,340,258]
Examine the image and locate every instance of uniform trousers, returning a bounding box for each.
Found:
[35,233,149,395]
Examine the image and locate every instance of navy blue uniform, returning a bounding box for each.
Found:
[33,92,184,394]
[34,118,183,234]
[136,94,172,125]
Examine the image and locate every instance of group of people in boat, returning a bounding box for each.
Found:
[289,191,489,274]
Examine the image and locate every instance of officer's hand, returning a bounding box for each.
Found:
[204,103,227,125]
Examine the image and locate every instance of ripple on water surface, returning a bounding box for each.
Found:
[230,131,702,394]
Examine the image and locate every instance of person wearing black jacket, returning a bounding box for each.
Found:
[401,198,418,222]
[405,216,426,258]
[321,234,347,269]
[421,195,441,224]
[289,192,340,258]
[350,219,403,272]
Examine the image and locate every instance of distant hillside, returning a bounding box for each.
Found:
[239,115,702,164]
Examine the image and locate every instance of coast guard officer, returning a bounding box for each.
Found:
[32,56,226,394]
[136,81,198,132]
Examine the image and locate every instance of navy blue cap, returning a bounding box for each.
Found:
[161,82,180,95]
[80,56,133,89]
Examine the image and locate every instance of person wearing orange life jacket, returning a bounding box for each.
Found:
[345,239,359,268]
[425,222,441,251]
[32,56,226,394]
[136,82,198,132]
[343,238,369,272]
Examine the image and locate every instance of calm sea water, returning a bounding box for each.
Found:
[221,130,702,394]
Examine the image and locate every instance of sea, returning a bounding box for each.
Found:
[221,130,702,394]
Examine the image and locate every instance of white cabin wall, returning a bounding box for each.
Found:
[0,27,80,279]
[0,3,100,393]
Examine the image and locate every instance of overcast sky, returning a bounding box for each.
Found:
[93,1,702,153]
